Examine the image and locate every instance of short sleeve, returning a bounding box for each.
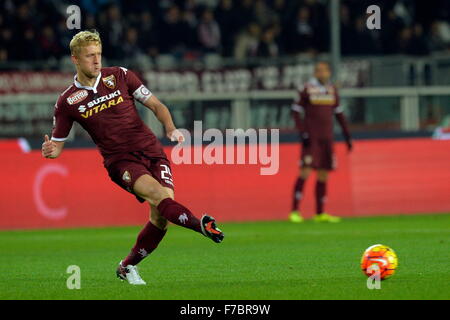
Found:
[120,67,152,103]
[51,102,73,141]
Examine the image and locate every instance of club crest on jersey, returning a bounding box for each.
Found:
[122,171,131,183]
[67,90,88,105]
[102,74,116,89]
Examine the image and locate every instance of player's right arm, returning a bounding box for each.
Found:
[122,67,184,143]
[142,95,184,143]
[333,91,353,152]
[291,86,309,146]
[291,86,308,132]
[42,100,73,159]
[42,134,64,159]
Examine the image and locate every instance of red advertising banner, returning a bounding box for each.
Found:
[1,138,449,230]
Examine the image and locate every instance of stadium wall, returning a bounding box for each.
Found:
[1,138,449,230]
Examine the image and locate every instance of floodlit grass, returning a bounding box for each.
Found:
[1,214,449,300]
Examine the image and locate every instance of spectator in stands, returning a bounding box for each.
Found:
[413,0,439,32]
[215,0,238,57]
[352,16,380,55]
[16,28,41,60]
[15,2,34,36]
[197,9,221,54]
[398,27,414,54]
[98,4,125,60]
[288,6,316,54]
[395,24,428,56]
[234,22,261,60]
[304,0,329,52]
[159,5,192,57]
[340,4,356,55]
[428,21,450,52]
[381,10,406,54]
[181,0,198,35]
[253,0,278,28]
[0,49,7,62]
[39,26,62,59]
[122,27,144,60]
[256,26,280,58]
[56,15,73,56]
[1,0,450,67]
[0,37,10,62]
[80,0,111,15]
[234,0,256,34]
[269,0,291,54]
[0,28,15,60]
[83,14,98,30]
[270,0,289,22]
[138,11,160,59]
[407,24,431,55]
[398,24,430,56]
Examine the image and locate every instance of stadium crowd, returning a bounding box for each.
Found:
[1,0,450,64]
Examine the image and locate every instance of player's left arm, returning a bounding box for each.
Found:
[142,95,184,143]
[123,67,184,143]
[334,92,353,152]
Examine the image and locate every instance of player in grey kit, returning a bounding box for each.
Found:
[41,30,224,285]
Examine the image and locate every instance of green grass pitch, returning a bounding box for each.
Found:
[1,214,449,300]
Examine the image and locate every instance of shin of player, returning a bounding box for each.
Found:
[121,175,215,267]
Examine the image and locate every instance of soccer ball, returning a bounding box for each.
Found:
[361,244,398,280]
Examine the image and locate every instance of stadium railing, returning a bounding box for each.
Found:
[1,86,449,142]
[1,54,450,143]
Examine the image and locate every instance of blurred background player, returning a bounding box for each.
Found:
[41,30,224,285]
[289,61,352,223]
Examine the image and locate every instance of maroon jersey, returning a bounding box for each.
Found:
[52,66,166,166]
[291,77,343,140]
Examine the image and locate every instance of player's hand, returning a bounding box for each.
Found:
[346,140,353,152]
[42,134,57,158]
[167,129,185,143]
[301,132,310,148]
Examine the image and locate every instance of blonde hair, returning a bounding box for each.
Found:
[69,30,102,56]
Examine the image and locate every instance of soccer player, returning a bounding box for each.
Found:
[41,30,224,285]
[289,61,352,223]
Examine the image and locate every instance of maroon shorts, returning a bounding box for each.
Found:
[300,139,336,170]
[105,151,174,203]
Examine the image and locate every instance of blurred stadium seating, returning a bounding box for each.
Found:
[2,0,450,64]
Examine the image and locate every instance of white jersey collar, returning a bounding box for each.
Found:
[309,77,330,92]
[74,72,102,94]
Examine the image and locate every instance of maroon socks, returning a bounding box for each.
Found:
[157,198,202,233]
[315,180,327,214]
[122,221,166,266]
[292,176,328,214]
[122,198,203,266]
[292,177,305,211]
